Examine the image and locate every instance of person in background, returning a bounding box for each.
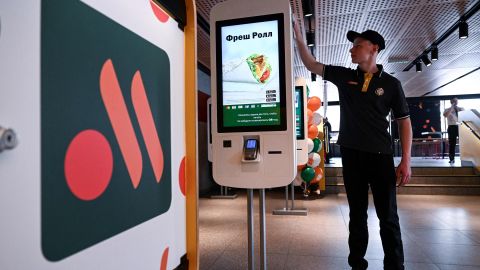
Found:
[323,117,332,164]
[443,97,464,163]
[293,20,412,270]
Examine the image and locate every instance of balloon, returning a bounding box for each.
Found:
[307,152,321,168]
[312,112,322,126]
[315,167,324,181]
[307,138,314,153]
[307,96,321,111]
[310,178,320,185]
[310,167,324,185]
[307,109,313,125]
[297,164,306,171]
[312,138,321,152]
[300,166,315,183]
[308,125,318,139]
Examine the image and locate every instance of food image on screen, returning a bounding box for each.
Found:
[223,54,272,84]
[246,54,271,83]
[216,13,286,132]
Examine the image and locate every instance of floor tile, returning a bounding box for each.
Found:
[419,242,480,266]
[436,264,480,270]
[199,192,480,269]
[284,255,350,270]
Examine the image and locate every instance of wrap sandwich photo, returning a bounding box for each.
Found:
[223,53,272,84]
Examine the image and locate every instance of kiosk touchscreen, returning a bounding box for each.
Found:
[210,0,296,189]
[295,85,308,165]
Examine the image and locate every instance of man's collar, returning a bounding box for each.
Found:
[356,64,384,78]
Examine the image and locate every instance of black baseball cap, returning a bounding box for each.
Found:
[347,30,385,51]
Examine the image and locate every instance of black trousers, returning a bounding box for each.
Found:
[447,125,459,161]
[341,146,404,270]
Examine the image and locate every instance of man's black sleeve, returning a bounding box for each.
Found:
[323,65,350,86]
[391,80,410,120]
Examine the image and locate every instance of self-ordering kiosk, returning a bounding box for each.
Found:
[295,78,308,165]
[210,0,296,189]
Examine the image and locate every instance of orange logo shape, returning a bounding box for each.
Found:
[64,59,165,201]
[99,59,164,189]
[150,0,170,23]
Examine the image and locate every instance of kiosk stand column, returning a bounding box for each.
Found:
[273,181,308,216]
[246,188,267,270]
[210,185,238,199]
[259,189,267,270]
[247,189,255,270]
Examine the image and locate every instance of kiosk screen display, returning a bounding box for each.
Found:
[216,13,286,132]
[295,86,305,140]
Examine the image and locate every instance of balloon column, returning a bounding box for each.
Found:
[297,94,324,197]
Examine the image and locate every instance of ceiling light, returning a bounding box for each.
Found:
[416,61,422,72]
[431,47,438,61]
[306,31,315,47]
[459,21,468,39]
[303,0,313,17]
[421,54,432,67]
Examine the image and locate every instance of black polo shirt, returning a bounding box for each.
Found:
[323,64,409,154]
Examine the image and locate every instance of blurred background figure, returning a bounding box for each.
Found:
[443,97,464,163]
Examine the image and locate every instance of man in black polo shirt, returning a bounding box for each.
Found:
[294,22,412,270]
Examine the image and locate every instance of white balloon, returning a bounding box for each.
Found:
[307,152,321,168]
[307,138,314,153]
[312,112,322,126]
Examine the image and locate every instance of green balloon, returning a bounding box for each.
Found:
[301,166,316,183]
[312,138,321,152]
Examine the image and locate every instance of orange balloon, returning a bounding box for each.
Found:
[310,178,320,185]
[307,96,322,111]
[307,109,313,124]
[308,125,319,139]
[310,167,323,184]
[315,167,324,179]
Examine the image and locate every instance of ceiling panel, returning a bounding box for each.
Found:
[294,66,311,80]
[196,0,480,97]
[369,0,420,10]
[317,44,351,65]
[404,68,476,96]
[363,6,417,40]
[318,13,363,45]
[438,31,480,55]
[197,27,211,68]
[428,54,462,70]
[317,0,367,16]
[388,36,433,60]
[403,0,474,38]
[426,69,480,96]
[383,62,412,74]
[446,52,480,69]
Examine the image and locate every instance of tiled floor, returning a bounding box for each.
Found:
[199,191,480,269]
[324,157,468,168]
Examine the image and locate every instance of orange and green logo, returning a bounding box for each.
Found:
[42,0,171,261]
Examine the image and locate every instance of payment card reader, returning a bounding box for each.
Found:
[243,138,259,161]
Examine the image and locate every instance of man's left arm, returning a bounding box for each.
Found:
[396,117,412,186]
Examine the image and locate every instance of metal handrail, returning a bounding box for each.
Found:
[463,121,480,141]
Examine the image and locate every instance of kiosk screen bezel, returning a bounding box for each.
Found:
[215,13,287,133]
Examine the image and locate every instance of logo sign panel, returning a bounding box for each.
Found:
[41,0,171,261]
